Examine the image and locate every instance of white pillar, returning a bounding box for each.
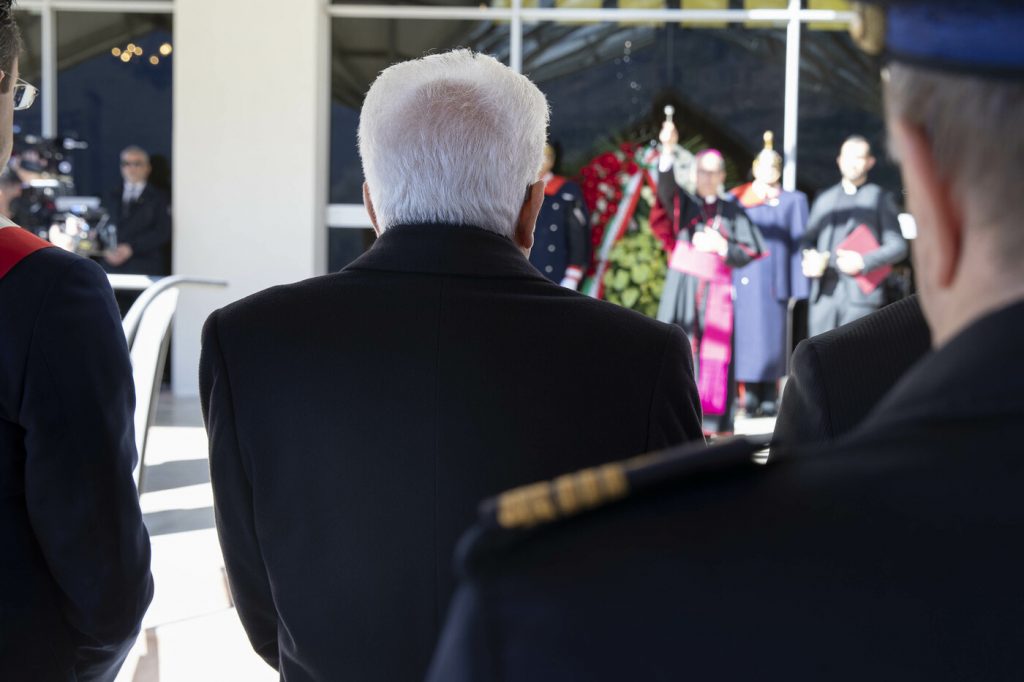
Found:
[172,0,330,396]
[781,0,801,192]
[40,2,57,138]
[510,0,522,73]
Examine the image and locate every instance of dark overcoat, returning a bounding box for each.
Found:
[200,223,703,682]
[772,294,930,454]
[0,225,153,682]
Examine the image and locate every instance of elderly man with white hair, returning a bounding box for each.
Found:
[200,49,703,682]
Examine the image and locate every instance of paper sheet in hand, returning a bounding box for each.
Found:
[837,224,890,295]
[669,239,730,284]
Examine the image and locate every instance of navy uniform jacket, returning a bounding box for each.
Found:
[528,176,590,284]
[0,225,153,681]
[428,300,1024,681]
[199,224,703,682]
[103,183,172,276]
[772,294,930,454]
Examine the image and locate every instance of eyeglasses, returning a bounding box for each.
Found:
[121,159,147,168]
[12,79,38,111]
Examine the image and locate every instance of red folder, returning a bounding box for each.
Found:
[837,224,890,295]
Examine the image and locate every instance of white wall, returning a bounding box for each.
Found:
[172,0,330,395]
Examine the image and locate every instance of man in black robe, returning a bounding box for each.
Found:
[801,135,907,337]
[653,121,763,434]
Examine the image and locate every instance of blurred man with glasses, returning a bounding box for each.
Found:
[0,3,153,680]
[103,144,171,278]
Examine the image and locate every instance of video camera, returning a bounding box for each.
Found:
[8,133,114,256]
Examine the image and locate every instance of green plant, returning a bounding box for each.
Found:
[602,215,666,318]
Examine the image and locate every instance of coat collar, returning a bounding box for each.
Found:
[859,299,1024,430]
[344,223,550,281]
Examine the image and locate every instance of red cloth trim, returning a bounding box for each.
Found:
[0,226,52,280]
[731,182,766,209]
[594,169,654,299]
[544,175,568,197]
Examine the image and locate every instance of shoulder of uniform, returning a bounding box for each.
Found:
[0,226,55,280]
[461,436,768,566]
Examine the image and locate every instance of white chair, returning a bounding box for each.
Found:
[115,275,227,492]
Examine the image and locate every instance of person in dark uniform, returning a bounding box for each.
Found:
[103,145,171,277]
[529,143,590,289]
[772,293,930,456]
[731,132,809,416]
[201,50,703,682]
[428,3,1024,679]
[0,8,153,679]
[653,122,764,434]
[802,135,907,337]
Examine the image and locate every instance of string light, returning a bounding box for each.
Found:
[113,42,169,65]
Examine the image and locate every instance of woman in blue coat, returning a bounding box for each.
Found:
[731,133,809,416]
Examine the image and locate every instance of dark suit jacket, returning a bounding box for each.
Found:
[105,183,171,276]
[771,294,930,456]
[199,223,703,682]
[428,300,1024,682]
[0,232,153,681]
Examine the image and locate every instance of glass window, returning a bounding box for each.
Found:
[56,12,173,200]
[525,21,787,183]
[12,10,42,140]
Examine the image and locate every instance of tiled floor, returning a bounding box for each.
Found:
[115,394,276,682]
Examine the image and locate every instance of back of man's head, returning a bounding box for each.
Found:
[886,65,1024,265]
[876,1,1024,346]
[358,50,549,238]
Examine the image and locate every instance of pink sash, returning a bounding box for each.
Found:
[669,240,733,416]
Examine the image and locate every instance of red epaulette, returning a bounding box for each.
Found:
[732,182,764,209]
[0,226,53,280]
[544,175,568,197]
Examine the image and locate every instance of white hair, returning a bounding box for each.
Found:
[358,49,549,238]
[885,63,1024,264]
